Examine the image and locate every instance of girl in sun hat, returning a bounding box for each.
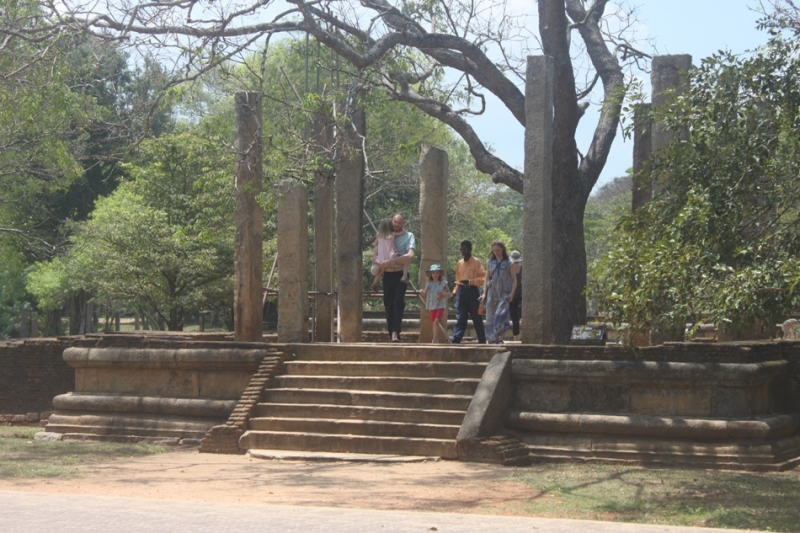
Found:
[420,264,450,343]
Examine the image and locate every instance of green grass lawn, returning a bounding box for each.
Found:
[502,463,800,531]
[0,426,167,479]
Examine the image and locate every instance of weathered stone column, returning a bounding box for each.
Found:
[277,179,309,343]
[233,91,264,342]
[312,114,335,342]
[651,54,692,194]
[522,55,554,345]
[336,110,366,342]
[631,103,652,211]
[417,146,449,343]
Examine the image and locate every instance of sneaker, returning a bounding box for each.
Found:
[400,276,409,285]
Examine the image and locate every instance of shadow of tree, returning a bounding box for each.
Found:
[503,464,800,532]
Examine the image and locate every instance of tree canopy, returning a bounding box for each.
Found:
[1,0,650,341]
[589,29,800,339]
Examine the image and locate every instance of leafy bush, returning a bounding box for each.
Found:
[590,35,800,338]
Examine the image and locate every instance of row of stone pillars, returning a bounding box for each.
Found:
[230,57,560,344]
[231,54,690,344]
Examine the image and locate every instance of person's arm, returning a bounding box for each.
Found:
[441,282,451,299]
[478,260,489,301]
[388,247,415,266]
[473,259,486,287]
[382,232,415,268]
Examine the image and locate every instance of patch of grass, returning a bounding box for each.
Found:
[0,426,168,479]
[501,463,800,532]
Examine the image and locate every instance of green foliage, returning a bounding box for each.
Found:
[0,425,166,479]
[0,238,30,338]
[28,134,234,331]
[590,36,800,336]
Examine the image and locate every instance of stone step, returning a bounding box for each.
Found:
[283,361,487,379]
[261,389,473,411]
[248,417,459,439]
[47,412,222,431]
[290,344,502,363]
[272,376,479,395]
[238,430,457,459]
[254,403,467,425]
[45,421,212,440]
[518,433,800,471]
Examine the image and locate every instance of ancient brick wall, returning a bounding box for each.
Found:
[0,339,74,414]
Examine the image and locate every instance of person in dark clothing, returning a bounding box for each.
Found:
[380,213,416,342]
[509,250,522,341]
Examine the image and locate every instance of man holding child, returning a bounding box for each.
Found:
[379,213,416,342]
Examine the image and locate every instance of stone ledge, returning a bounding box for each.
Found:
[507,411,800,440]
[52,393,237,418]
[62,347,276,369]
[511,359,789,386]
[518,432,800,471]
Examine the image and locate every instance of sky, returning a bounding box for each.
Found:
[466,1,770,194]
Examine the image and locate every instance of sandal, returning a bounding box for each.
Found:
[370,283,379,292]
[400,276,409,285]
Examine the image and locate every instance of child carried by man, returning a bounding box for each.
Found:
[370,218,409,291]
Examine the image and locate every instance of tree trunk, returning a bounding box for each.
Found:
[168,307,183,331]
[43,309,61,337]
[541,0,590,343]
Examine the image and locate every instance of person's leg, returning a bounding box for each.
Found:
[451,289,468,343]
[430,309,441,343]
[371,269,382,292]
[400,263,409,284]
[485,298,499,343]
[510,297,521,339]
[464,287,486,343]
[390,275,407,337]
[383,271,401,339]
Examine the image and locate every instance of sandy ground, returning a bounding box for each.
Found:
[0,448,540,516]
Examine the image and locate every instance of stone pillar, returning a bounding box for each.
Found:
[651,54,692,195]
[522,55,554,345]
[336,110,366,342]
[417,146,449,343]
[277,179,309,343]
[648,55,692,345]
[233,91,264,342]
[312,114,335,342]
[631,103,652,211]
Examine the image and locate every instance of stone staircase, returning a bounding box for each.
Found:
[238,344,503,458]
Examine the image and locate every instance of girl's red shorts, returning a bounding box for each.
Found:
[429,308,445,322]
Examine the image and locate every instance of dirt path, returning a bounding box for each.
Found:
[0,449,538,516]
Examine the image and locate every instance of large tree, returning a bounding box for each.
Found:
[28,133,235,331]
[10,0,645,341]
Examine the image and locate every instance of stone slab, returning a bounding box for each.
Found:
[248,449,440,463]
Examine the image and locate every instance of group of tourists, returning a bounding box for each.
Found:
[369,212,522,344]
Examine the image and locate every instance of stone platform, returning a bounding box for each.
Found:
[503,341,800,471]
[38,334,800,470]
